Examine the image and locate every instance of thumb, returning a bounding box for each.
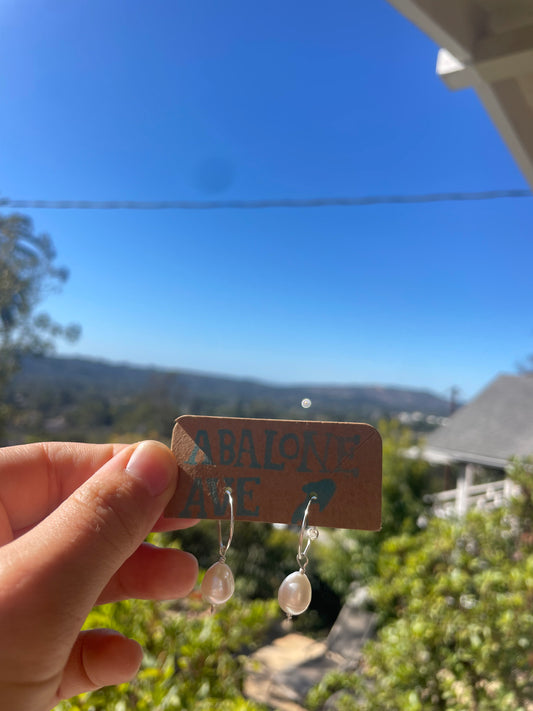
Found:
[3,441,179,636]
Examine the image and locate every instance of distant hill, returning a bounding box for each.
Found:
[10,355,451,422]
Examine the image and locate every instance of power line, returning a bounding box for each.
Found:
[0,190,531,211]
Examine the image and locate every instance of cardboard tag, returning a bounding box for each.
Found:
[166,416,382,530]
[165,415,381,531]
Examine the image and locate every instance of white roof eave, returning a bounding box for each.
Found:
[421,445,510,469]
[387,0,533,191]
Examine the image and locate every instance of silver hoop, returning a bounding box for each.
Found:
[297,495,318,572]
[218,487,234,562]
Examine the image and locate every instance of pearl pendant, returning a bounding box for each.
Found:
[278,570,312,617]
[201,561,235,606]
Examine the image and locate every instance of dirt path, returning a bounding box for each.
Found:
[244,632,327,710]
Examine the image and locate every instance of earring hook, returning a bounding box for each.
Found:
[297,495,318,572]
[218,487,234,562]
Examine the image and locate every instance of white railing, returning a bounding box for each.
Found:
[430,477,519,517]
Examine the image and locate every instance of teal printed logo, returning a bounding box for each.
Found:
[185,428,360,475]
[291,479,337,524]
[179,476,260,518]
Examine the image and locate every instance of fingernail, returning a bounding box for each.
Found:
[126,441,176,497]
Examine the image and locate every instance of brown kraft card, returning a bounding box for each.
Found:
[165,415,382,530]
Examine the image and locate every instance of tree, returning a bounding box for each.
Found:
[0,213,80,432]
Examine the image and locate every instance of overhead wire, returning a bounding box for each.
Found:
[0,189,531,211]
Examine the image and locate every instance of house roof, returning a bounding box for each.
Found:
[423,374,533,467]
[387,0,533,189]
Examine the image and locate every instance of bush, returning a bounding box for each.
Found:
[308,459,533,710]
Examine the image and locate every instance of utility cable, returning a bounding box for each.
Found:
[0,190,531,211]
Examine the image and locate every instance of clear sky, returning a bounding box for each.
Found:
[1,1,532,401]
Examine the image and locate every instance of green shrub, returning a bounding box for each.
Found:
[308,459,533,710]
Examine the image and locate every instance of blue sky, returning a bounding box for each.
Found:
[1,0,532,401]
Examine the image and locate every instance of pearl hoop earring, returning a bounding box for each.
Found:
[278,495,319,619]
[200,487,235,608]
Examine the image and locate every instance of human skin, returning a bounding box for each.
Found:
[0,440,199,711]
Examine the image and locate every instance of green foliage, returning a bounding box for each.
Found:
[309,459,533,711]
[0,213,79,435]
[0,213,79,365]
[56,594,278,710]
[306,670,361,710]
[380,420,432,536]
[316,420,431,599]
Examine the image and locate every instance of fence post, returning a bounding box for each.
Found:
[456,463,475,516]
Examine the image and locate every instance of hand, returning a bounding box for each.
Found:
[0,440,199,711]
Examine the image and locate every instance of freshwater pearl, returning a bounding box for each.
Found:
[201,561,235,606]
[278,570,312,617]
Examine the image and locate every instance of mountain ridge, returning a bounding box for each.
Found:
[11,355,451,418]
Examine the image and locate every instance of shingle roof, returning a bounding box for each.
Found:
[423,374,533,467]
